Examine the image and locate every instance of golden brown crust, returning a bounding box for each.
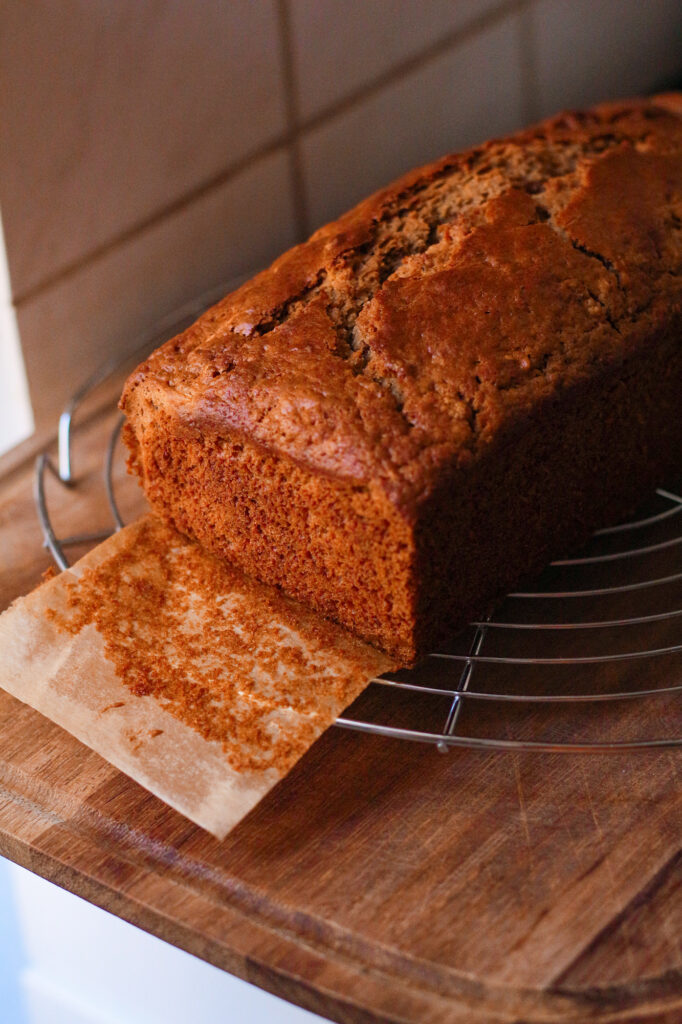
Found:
[122,95,682,505]
[121,95,682,660]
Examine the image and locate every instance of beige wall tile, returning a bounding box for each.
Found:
[301,13,524,231]
[290,0,507,120]
[533,0,682,118]
[0,0,285,299]
[16,149,296,433]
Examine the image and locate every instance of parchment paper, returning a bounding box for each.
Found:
[0,515,393,838]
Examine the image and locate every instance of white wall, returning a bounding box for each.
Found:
[0,856,323,1024]
[0,209,33,457]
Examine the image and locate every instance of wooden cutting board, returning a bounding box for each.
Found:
[1,402,681,1024]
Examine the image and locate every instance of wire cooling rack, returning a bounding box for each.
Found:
[34,298,682,754]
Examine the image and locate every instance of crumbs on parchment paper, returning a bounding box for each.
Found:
[46,516,385,775]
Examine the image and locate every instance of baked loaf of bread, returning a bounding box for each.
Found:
[121,95,682,664]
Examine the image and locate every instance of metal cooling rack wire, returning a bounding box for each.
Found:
[34,302,682,752]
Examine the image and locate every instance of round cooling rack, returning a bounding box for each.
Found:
[34,296,682,755]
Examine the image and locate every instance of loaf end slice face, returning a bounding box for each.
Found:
[121,95,682,663]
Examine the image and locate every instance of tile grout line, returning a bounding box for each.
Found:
[299,0,530,135]
[13,0,529,309]
[276,0,310,242]
[11,131,294,308]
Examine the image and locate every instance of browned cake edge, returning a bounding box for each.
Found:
[411,328,682,656]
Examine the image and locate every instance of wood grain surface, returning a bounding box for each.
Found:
[0,400,681,1024]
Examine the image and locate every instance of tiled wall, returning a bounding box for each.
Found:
[1,0,681,437]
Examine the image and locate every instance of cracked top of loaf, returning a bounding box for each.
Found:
[121,95,682,510]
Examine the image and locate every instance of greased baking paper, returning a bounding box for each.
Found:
[0,515,392,838]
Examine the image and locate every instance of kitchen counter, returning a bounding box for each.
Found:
[1,399,682,1024]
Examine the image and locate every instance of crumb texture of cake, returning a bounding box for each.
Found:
[121,95,682,663]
